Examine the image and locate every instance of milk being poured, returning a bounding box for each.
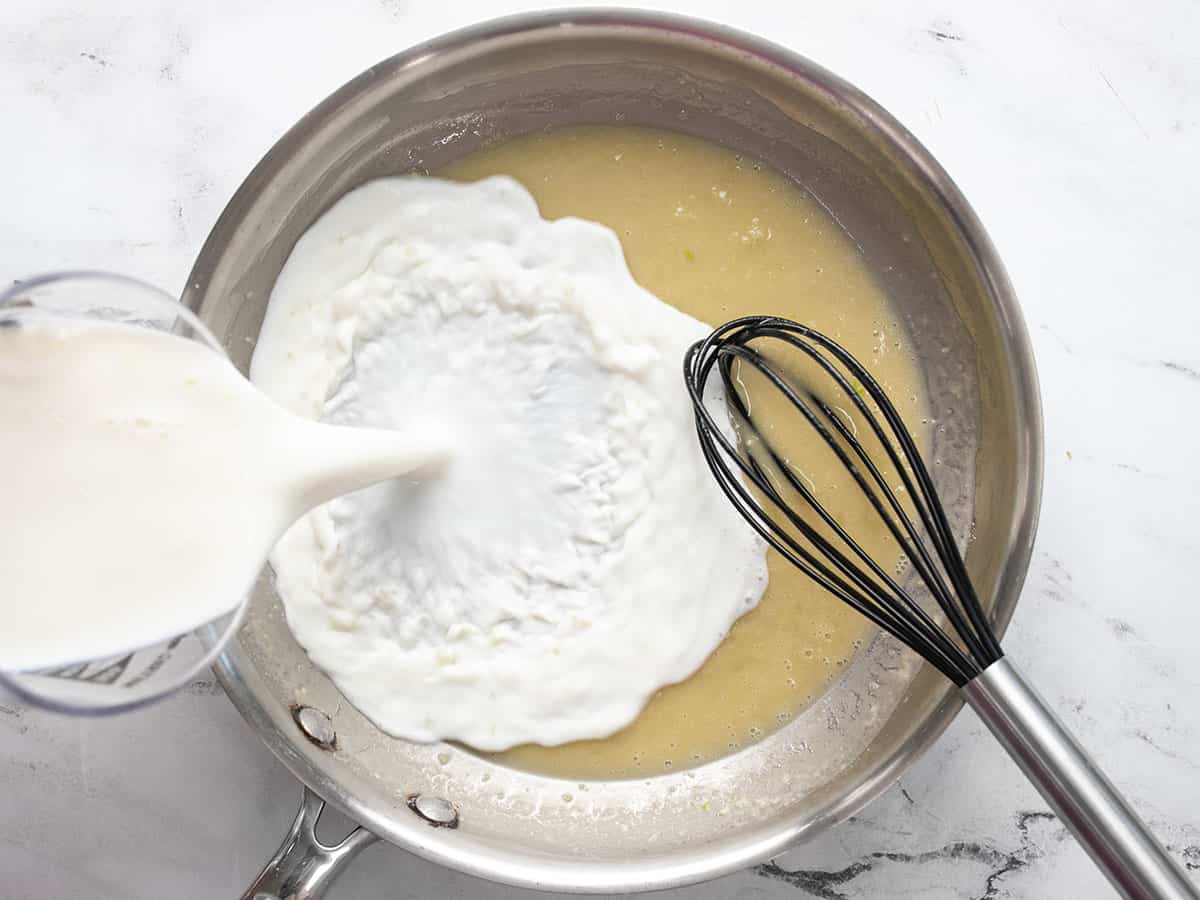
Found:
[1,179,770,752]
[0,318,447,671]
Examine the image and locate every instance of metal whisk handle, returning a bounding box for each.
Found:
[963,659,1198,899]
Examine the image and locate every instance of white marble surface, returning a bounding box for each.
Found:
[2,1,1198,897]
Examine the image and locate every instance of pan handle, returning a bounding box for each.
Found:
[241,786,379,900]
[963,658,1198,900]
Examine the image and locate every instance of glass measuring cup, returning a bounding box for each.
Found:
[0,271,249,714]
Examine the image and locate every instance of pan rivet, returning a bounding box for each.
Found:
[292,705,336,749]
[408,794,459,828]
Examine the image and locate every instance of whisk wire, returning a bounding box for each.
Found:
[695,422,972,683]
[684,316,1004,686]
[719,340,965,633]
[807,388,987,657]
[712,345,977,677]
[729,322,997,664]
[773,321,1004,663]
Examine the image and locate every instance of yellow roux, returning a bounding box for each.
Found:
[441,125,928,779]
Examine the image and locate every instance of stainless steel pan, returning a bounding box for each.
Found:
[185,10,1043,896]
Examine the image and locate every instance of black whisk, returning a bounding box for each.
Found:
[684,316,1197,900]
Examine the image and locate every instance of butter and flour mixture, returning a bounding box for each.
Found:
[251,175,768,751]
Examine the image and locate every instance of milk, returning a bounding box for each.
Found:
[0,318,447,671]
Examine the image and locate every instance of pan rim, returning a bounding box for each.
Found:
[198,7,1044,892]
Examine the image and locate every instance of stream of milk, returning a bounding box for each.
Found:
[0,317,447,671]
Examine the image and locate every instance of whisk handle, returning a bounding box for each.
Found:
[963,658,1198,900]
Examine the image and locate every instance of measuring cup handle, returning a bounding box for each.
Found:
[241,786,378,900]
[963,657,1198,900]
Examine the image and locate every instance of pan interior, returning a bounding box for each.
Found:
[196,15,1036,892]
[432,123,931,781]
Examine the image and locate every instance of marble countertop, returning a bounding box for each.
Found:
[2,1,1198,897]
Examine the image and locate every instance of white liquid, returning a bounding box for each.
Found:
[0,318,446,671]
[252,175,769,751]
